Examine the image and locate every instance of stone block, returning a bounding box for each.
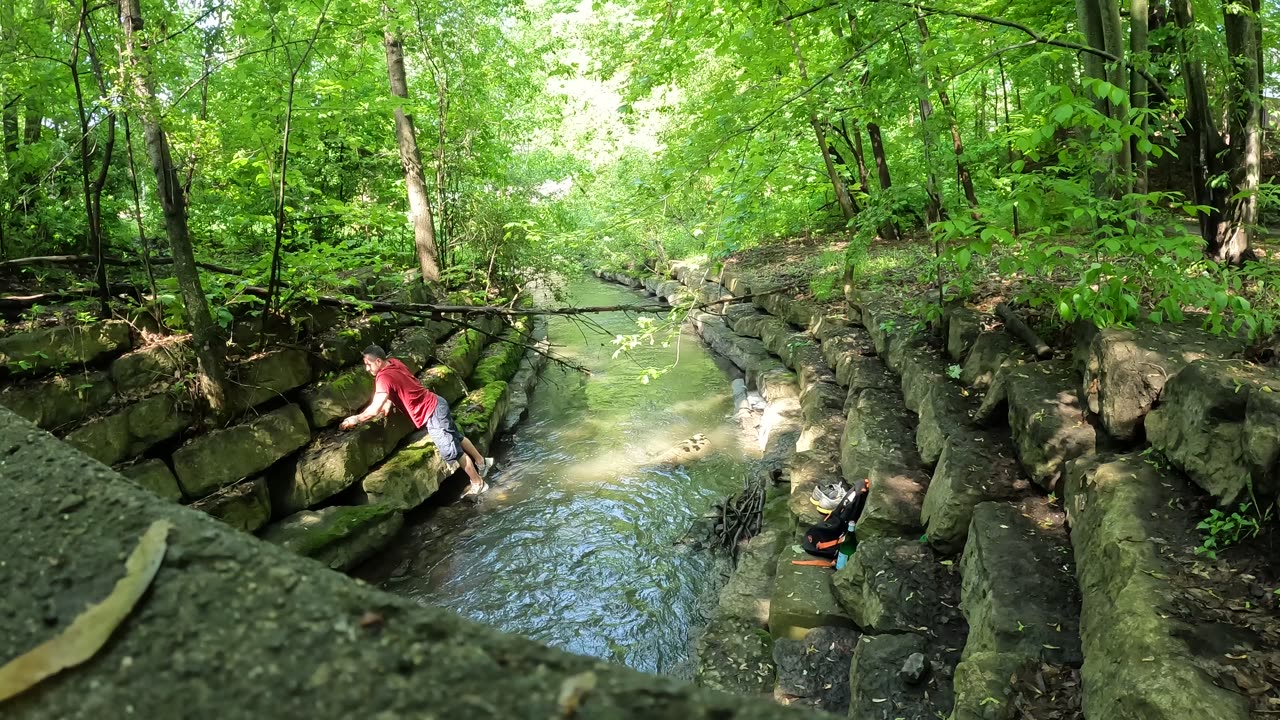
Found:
[959,502,1080,665]
[173,404,312,498]
[469,321,530,388]
[189,477,272,532]
[269,414,413,516]
[362,441,456,510]
[769,542,856,640]
[0,320,130,375]
[314,316,396,371]
[262,504,404,572]
[419,365,467,405]
[914,381,978,468]
[1079,323,1245,441]
[772,625,859,715]
[297,366,374,429]
[1005,361,1095,490]
[454,381,510,456]
[732,313,771,339]
[692,313,772,374]
[0,370,114,430]
[759,318,793,358]
[1065,454,1249,720]
[847,633,950,720]
[119,458,182,501]
[961,331,1023,389]
[950,651,1032,720]
[920,434,1028,554]
[832,537,959,633]
[1146,359,1280,505]
[898,351,951,414]
[946,308,984,362]
[232,348,314,411]
[110,336,193,396]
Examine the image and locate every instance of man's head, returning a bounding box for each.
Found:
[362,344,388,375]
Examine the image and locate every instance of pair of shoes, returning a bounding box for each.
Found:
[810,482,848,513]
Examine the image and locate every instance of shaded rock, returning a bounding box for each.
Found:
[419,365,467,405]
[269,414,414,516]
[731,313,772,339]
[950,651,1032,720]
[62,392,194,466]
[692,312,773,374]
[899,652,927,684]
[469,320,529,388]
[914,380,976,467]
[297,366,374,429]
[391,325,444,372]
[189,477,272,532]
[119,458,182,501]
[502,324,549,432]
[232,348,313,411]
[832,537,955,633]
[1065,454,1250,720]
[758,318,794,358]
[772,625,859,714]
[720,269,753,296]
[786,450,840,525]
[961,331,1023,389]
[0,320,130,375]
[811,314,850,343]
[1079,323,1245,441]
[841,390,929,536]
[110,336,192,396]
[798,380,844,455]
[1146,359,1280,505]
[362,440,455,510]
[848,633,948,720]
[898,351,951,414]
[959,502,1081,665]
[262,504,404,572]
[756,368,800,403]
[455,381,510,455]
[946,308,984,362]
[1005,361,1096,490]
[769,543,856,640]
[0,369,114,430]
[920,433,1028,553]
[172,404,312,499]
[314,316,396,371]
[439,326,489,380]
[883,330,930,375]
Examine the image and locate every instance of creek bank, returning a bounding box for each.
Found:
[599,255,1278,718]
[0,272,550,568]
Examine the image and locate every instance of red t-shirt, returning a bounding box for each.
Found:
[375,358,438,429]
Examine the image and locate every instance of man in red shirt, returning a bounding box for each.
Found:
[340,344,490,497]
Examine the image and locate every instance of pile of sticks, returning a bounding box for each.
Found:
[710,472,767,563]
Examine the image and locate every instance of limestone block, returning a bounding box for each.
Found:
[262,504,404,572]
[469,321,530,388]
[189,477,272,532]
[961,331,1023,389]
[419,365,467,405]
[1079,323,1245,441]
[269,414,414,516]
[946,308,984,362]
[1005,361,1095,490]
[920,434,1028,553]
[959,502,1080,664]
[119,458,182,501]
[0,370,114,430]
[769,543,856,640]
[110,336,192,396]
[847,633,951,720]
[232,348,313,411]
[1065,454,1249,720]
[454,381,511,455]
[832,537,958,633]
[297,366,374,429]
[173,404,312,498]
[0,320,130,375]
[772,626,859,714]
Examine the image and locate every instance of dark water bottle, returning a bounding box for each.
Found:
[835,521,858,569]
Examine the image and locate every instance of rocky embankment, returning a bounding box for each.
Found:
[0,273,548,568]
[597,259,1278,719]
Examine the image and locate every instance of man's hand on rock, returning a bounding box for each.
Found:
[339,416,360,430]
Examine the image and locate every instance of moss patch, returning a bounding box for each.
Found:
[420,365,466,404]
[264,504,398,557]
[469,323,529,388]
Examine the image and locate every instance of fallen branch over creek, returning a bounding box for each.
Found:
[710,472,767,563]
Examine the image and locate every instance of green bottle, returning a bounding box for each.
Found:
[835,521,858,569]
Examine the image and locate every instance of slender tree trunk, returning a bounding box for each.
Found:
[69,1,111,316]
[1218,0,1261,262]
[900,30,943,224]
[784,17,856,222]
[1099,0,1131,190]
[123,116,158,309]
[383,7,441,284]
[915,10,978,212]
[119,0,230,414]
[1130,0,1149,198]
[844,120,871,194]
[998,56,1021,236]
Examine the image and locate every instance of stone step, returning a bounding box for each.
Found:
[1065,454,1251,720]
[772,625,859,714]
[189,477,272,532]
[920,432,1029,553]
[362,440,455,510]
[768,541,857,640]
[1145,358,1280,505]
[172,403,312,499]
[831,536,964,634]
[262,504,404,572]
[847,632,954,720]
[961,330,1025,390]
[841,389,929,537]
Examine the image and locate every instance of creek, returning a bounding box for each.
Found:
[359,275,753,677]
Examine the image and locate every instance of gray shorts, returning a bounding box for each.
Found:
[408,397,464,463]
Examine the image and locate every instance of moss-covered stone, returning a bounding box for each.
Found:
[189,477,272,532]
[297,366,374,429]
[119,459,182,501]
[440,328,487,379]
[110,336,193,396]
[0,320,130,375]
[63,411,131,465]
[314,316,396,370]
[0,370,114,430]
[61,391,195,467]
[262,504,404,572]
[455,381,510,455]
[231,348,313,411]
[419,365,466,405]
[269,413,414,516]
[172,404,312,498]
[362,442,455,510]
[1005,361,1096,490]
[950,651,1031,720]
[769,542,856,640]
[469,323,528,389]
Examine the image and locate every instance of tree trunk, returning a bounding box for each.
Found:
[915,10,978,212]
[119,0,230,415]
[784,17,856,222]
[1098,0,1131,190]
[1130,0,1149,198]
[70,1,112,316]
[844,120,871,194]
[1217,0,1261,263]
[383,8,441,284]
[901,30,942,225]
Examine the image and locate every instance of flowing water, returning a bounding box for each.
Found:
[362,275,753,677]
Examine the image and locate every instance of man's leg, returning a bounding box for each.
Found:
[459,436,485,469]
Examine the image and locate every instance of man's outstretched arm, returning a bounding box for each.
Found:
[341,391,390,430]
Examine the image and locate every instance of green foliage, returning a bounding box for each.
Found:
[1194,503,1269,560]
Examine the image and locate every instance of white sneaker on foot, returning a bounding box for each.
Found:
[478,457,495,479]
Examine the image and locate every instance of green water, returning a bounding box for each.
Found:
[364,276,750,676]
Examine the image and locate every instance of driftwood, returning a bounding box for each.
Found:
[996,302,1052,359]
[710,472,767,563]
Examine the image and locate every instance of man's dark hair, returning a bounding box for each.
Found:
[363,344,386,360]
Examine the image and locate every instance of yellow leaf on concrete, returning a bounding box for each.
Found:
[0,519,172,702]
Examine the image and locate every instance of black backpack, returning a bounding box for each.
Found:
[801,479,870,559]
